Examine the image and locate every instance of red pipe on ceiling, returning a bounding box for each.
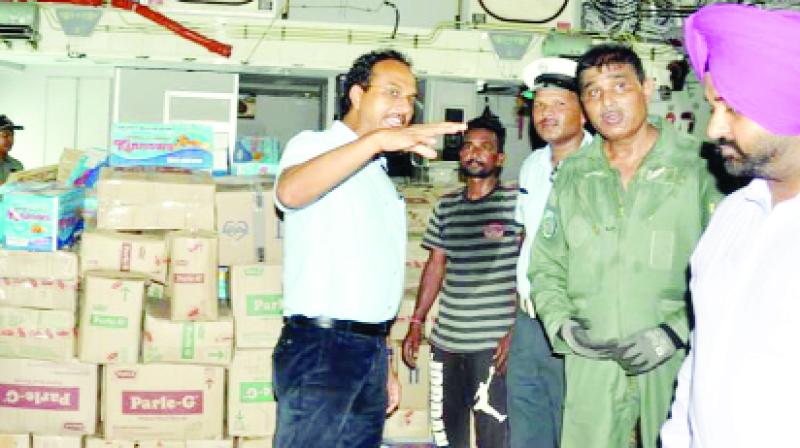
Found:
[36,0,233,57]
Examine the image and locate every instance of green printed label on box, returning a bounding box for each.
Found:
[90,314,128,328]
[246,294,282,316]
[181,323,196,359]
[240,381,274,403]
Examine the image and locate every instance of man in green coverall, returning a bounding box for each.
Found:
[529,44,721,448]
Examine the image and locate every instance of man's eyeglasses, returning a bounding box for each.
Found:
[364,83,419,108]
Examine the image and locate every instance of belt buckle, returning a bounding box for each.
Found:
[315,317,335,329]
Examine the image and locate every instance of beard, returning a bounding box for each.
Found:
[718,138,778,178]
[459,160,496,178]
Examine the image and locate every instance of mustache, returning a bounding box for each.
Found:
[716,138,745,157]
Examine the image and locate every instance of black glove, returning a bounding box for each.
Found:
[560,319,618,359]
[614,324,681,375]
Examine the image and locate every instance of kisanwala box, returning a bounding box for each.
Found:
[0,306,74,361]
[0,358,97,435]
[167,231,218,321]
[80,230,167,284]
[142,300,233,366]
[77,271,148,364]
[231,264,282,348]
[0,250,78,311]
[227,350,276,436]
[103,363,224,440]
[96,168,215,231]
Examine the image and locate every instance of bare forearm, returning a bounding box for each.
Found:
[276,134,379,209]
[413,258,445,320]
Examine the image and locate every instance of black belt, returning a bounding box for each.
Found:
[285,315,391,337]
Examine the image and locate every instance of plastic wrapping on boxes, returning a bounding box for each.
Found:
[231,264,282,348]
[227,350,276,437]
[78,271,148,364]
[0,250,78,311]
[96,168,215,231]
[215,177,282,266]
[142,299,233,366]
[0,183,84,251]
[167,230,218,321]
[80,230,167,284]
[0,358,97,435]
[103,363,224,440]
[109,123,213,171]
[0,306,75,361]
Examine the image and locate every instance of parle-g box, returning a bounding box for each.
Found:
[103,363,224,440]
[0,358,97,435]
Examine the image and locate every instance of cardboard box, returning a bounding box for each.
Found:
[78,271,148,364]
[31,436,81,448]
[142,300,233,366]
[1,184,84,251]
[235,439,271,448]
[103,364,224,440]
[185,440,233,448]
[0,250,78,311]
[228,350,276,436]
[0,358,97,435]
[83,438,133,448]
[393,343,430,410]
[383,409,431,439]
[0,434,29,448]
[80,230,168,284]
[0,306,75,361]
[215,179,282,266]
[167,231,218,321]
[137,442,184,448]
[109,123,213,171]
[231,264,282,348]
[96,168,215,231]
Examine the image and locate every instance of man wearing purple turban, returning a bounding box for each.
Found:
[661,4,800,447]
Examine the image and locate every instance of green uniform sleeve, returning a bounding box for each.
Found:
[529,184,576,354]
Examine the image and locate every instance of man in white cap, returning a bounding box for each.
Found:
[506,57,591,448]
[0,115,24,183]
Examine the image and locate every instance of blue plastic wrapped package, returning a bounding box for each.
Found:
[109,123,213,170]
[1,183,85,251]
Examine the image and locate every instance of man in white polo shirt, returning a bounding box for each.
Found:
[507,57,591,448]
[272,49,464,448]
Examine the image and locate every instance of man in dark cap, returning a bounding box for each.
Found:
[0,115,24,183]
[661,4,800,447]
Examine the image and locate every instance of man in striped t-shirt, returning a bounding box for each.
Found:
[402,112,521,448]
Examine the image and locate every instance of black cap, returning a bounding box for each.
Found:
[0,115,23,132]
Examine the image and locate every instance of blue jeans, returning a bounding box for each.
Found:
[272,321,388,448]
[506,311,565,448]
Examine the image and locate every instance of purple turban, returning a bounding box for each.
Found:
[684,4,800,135]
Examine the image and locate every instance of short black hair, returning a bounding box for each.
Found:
[340,49,412,116]
[467,113,506,153]
[576,44,646,87]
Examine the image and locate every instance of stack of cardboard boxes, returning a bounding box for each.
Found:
[0,165,283,448]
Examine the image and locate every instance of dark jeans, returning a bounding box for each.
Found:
[430,346,509,448]
[506,311,565,448]
[272,321,388,448]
